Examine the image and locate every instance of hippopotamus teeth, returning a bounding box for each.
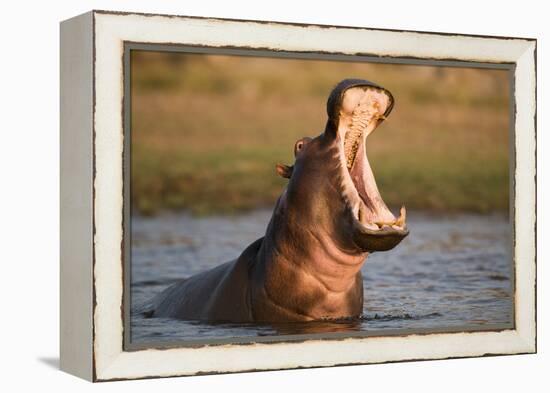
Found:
[372,205,407,229]
[357,203,379,230]
[395,205,407,228]
[356,203,407,231]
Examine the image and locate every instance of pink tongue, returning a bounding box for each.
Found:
[349,141,395,224]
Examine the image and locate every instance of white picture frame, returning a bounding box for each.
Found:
[60,10,536,381]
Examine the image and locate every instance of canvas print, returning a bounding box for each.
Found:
[129,50,512,345]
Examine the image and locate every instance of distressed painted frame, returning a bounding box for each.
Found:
[60,10,537,382]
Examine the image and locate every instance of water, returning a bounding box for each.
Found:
[130,210,512,344]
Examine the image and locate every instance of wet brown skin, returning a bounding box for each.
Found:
[146,79,408,323]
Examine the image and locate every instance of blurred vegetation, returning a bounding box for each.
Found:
[131,51,510,216]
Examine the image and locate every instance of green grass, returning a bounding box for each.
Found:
[130,51,510,216]
[132,147,288,215]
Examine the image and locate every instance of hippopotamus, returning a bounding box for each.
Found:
[144,78,409,323]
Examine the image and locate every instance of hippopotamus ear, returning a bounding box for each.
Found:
[275,163,294,179]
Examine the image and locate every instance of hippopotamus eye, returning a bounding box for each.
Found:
[294,140,304,155]
[294,137,311,157]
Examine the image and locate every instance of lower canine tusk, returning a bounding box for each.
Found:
[395,205,407,227]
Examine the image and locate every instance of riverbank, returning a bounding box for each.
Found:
[131,51,510,216]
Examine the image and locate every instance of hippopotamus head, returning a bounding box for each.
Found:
[275,78,408,255]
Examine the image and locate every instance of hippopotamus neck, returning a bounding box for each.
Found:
[249,193,367,321]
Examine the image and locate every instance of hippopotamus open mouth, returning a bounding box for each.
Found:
[330,79,408,251]
[278,78,408,253]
